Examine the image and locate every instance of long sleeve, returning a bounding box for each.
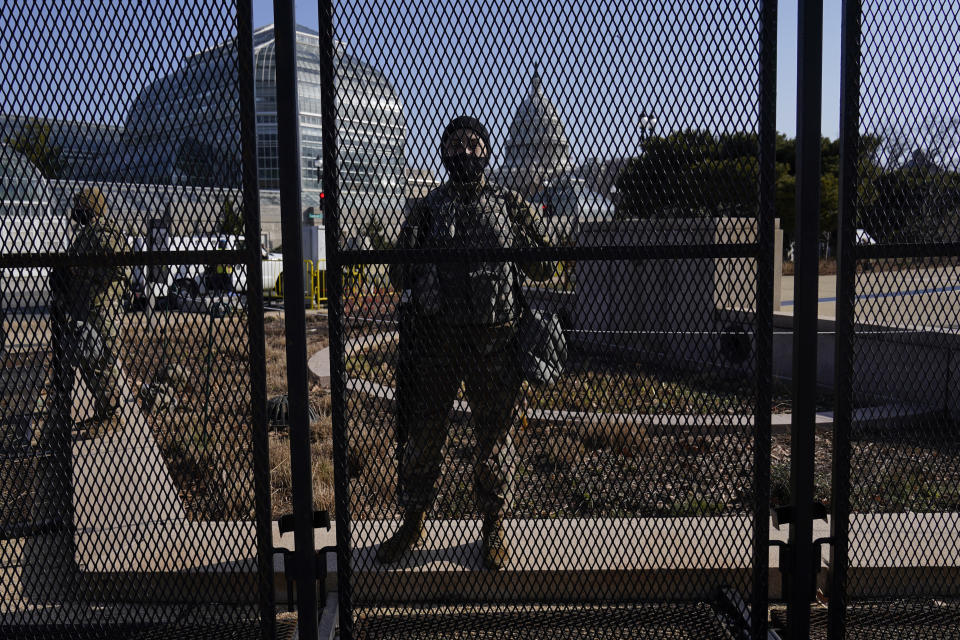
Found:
[389,199,426,291]
[506,189,556,282]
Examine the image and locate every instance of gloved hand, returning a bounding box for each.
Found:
[411,263,441,315]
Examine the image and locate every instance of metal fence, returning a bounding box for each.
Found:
[323,0,776,637]
[4,0,960,638]
[825,0,960,638]
[1,0,274,638]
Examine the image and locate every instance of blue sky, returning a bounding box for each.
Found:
[250,0,847,174]
[9,1,959,171]
[251,0,845,141]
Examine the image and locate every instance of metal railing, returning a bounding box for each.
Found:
[272,258,364,309]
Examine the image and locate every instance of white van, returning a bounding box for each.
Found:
[1,146,69,316]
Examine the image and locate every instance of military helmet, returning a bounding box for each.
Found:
[441,116,491,154]
[73,187,107,218]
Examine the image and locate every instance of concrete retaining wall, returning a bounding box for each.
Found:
[525,216,781,375]
[772,311,960,417]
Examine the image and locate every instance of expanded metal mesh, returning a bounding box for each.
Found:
[327,1,775,638]
[831,0,960,637]
[1,1,272,638]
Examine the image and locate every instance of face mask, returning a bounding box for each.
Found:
[442,152,488,184]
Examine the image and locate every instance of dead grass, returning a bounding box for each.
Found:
[7,304,959,523]
[347,347,827,415]
[259,313,333,519]
[117,310,259,519]
[113,309,332,521]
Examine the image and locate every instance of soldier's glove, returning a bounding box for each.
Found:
[411,264,441,316]
[49,299,67,329]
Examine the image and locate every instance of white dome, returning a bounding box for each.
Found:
[501,70,570,171]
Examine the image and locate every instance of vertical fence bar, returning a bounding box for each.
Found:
[788,0,824,636]
[318,0,353,636]
[828,1,862,637]
[272,1,320,638]
[237,0,275,636]
[754,0,778,636]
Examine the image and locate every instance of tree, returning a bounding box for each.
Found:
[5,118,63,179]
[691,157,759,216]
[773,169,838,237]
[615,129,848,241]
[863,167,960,242]
[617,132,775,219]
[615,131,758,218]
[220,198,244,236]
[856,121,960,241]
[819,173,840,235]
[774,168,796,235]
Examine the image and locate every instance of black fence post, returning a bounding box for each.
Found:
[237,0,275,636]
[754,0,778,637]
[272,1,320,638]
[317,0,353,637]
[788,0,825,636]
[828,1,862,637]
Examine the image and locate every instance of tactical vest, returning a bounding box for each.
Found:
[417,184,519,326]
[62,220,129,324]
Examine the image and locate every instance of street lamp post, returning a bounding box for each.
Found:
[639,111,657,146]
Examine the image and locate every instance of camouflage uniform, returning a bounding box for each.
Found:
[390,177,555,519]
[49,189,129,424]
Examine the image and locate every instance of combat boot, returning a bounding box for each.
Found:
[376,510,426,564]
[481,515,509,570]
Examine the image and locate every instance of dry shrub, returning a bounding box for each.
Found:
[269,432,292,502]
[310,414,335,513]
[579,417,649,457]
[268,417,336,518]
[112,309,333,521]
[675,435,715,455]
[540,432,585,468]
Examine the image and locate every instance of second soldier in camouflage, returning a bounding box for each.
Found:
[47,187,130,436]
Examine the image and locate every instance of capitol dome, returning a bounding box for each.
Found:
[501,69,570,171]
[493,69,573,199]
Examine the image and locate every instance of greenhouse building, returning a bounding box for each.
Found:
[122,24,406,244]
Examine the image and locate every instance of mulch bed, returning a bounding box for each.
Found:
[346,389,960,520]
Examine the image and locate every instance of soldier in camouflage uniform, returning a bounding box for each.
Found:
[48,187,130,434]
[377,117,555,570]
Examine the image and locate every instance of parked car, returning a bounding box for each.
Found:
[0,145,68,315]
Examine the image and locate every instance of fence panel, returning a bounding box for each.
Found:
[829,0,960,637]
[323,1,777,637]
[0,1,275,637]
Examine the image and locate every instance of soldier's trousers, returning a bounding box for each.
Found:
[396,318,521,519]
[42,313,122,438]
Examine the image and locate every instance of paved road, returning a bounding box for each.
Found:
[780,267,960,330]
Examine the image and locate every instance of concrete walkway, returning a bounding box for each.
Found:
[279,512,960,602]
[780,268,960,330]
[71,367,187,531]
